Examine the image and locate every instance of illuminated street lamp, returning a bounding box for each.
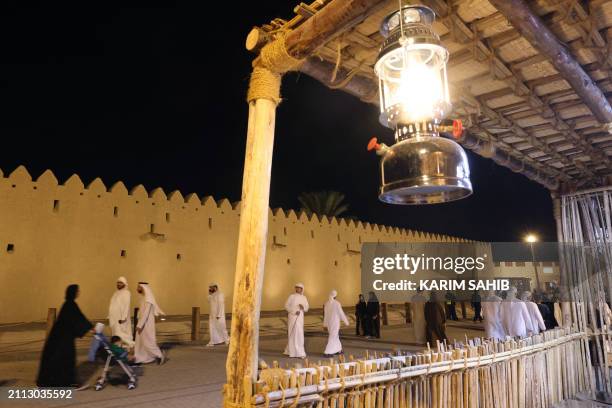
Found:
[524,233,541,290]
[368,5,472,205]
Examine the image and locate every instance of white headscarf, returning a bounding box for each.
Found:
[506,287,518,300]
[139,283,165,316]
[117,276,128,287]
[329,290,338,300]
[295,282,304,289]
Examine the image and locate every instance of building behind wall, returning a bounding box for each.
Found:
[493,261,560,295]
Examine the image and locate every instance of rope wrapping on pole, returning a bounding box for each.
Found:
[247,33,304,104]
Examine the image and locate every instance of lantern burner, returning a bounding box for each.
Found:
[394,120,439,142]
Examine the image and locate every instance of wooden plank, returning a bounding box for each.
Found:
[285,0,388,60]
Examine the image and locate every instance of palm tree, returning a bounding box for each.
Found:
[297,191,349,217]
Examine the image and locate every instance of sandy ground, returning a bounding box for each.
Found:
[0,309,484,407]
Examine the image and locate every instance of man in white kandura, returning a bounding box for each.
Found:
[323,290,349,357]
[521,291,546,335]
[134,282,166,364]
[284,283,309,359]
[207,283,229,347]
[482,290,505,340]
[108,276,134,348]
[410,289,427,344]
[500,287,534,338]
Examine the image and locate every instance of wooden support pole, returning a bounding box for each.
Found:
[381,303,388,326]
[551,193,573,328]
[224,2,395,406]
[224,94,277,407]
[45,308,56,338]
[191,307,200,341]
[488,0,612,125]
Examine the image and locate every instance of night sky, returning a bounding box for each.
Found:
[0,2,556,242]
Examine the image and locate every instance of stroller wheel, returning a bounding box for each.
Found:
[127,382,136,390]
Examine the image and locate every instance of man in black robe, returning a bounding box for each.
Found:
[534,293,558,329]
[471,291,483,322]
[365,291,380,339]
[37,284,93,387]
[445,291,458,321]
[355,294,367,336]
[425,291,447,343]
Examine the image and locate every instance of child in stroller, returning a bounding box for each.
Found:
[108,336,130,364]
[91,326,139,390]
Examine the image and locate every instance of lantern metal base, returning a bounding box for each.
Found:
[379,177,472,205]
[376,134,472,205]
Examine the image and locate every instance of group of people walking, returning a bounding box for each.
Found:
[37,279,167,388]
[107,277,167,364]
[283,283,395,359]
[408,287,564,347]
[284,283,352,359]
[40,278,582,389]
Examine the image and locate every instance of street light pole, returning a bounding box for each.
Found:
[525,233,540,291]
[529,241,540,290]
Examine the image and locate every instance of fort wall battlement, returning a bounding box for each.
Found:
[0,165,471,323]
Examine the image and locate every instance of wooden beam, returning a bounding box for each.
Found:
[488,0,612,124]
[510,54,548,71]
[299,57,378,103]
[487,29,521,49]
[458,131,559,189]
[284,0,388,60]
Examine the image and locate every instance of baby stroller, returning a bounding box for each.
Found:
[93,333,138,391]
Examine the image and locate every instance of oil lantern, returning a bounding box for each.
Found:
[370,5,472,205]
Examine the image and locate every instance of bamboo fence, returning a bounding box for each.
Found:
[250,327,593,408]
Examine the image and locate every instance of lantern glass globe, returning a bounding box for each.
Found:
[374,6,451,128]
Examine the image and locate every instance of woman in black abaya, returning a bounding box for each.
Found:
[36,284,93,387]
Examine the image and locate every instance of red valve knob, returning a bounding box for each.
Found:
[367,137,380,151]
[452,120,463,139]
